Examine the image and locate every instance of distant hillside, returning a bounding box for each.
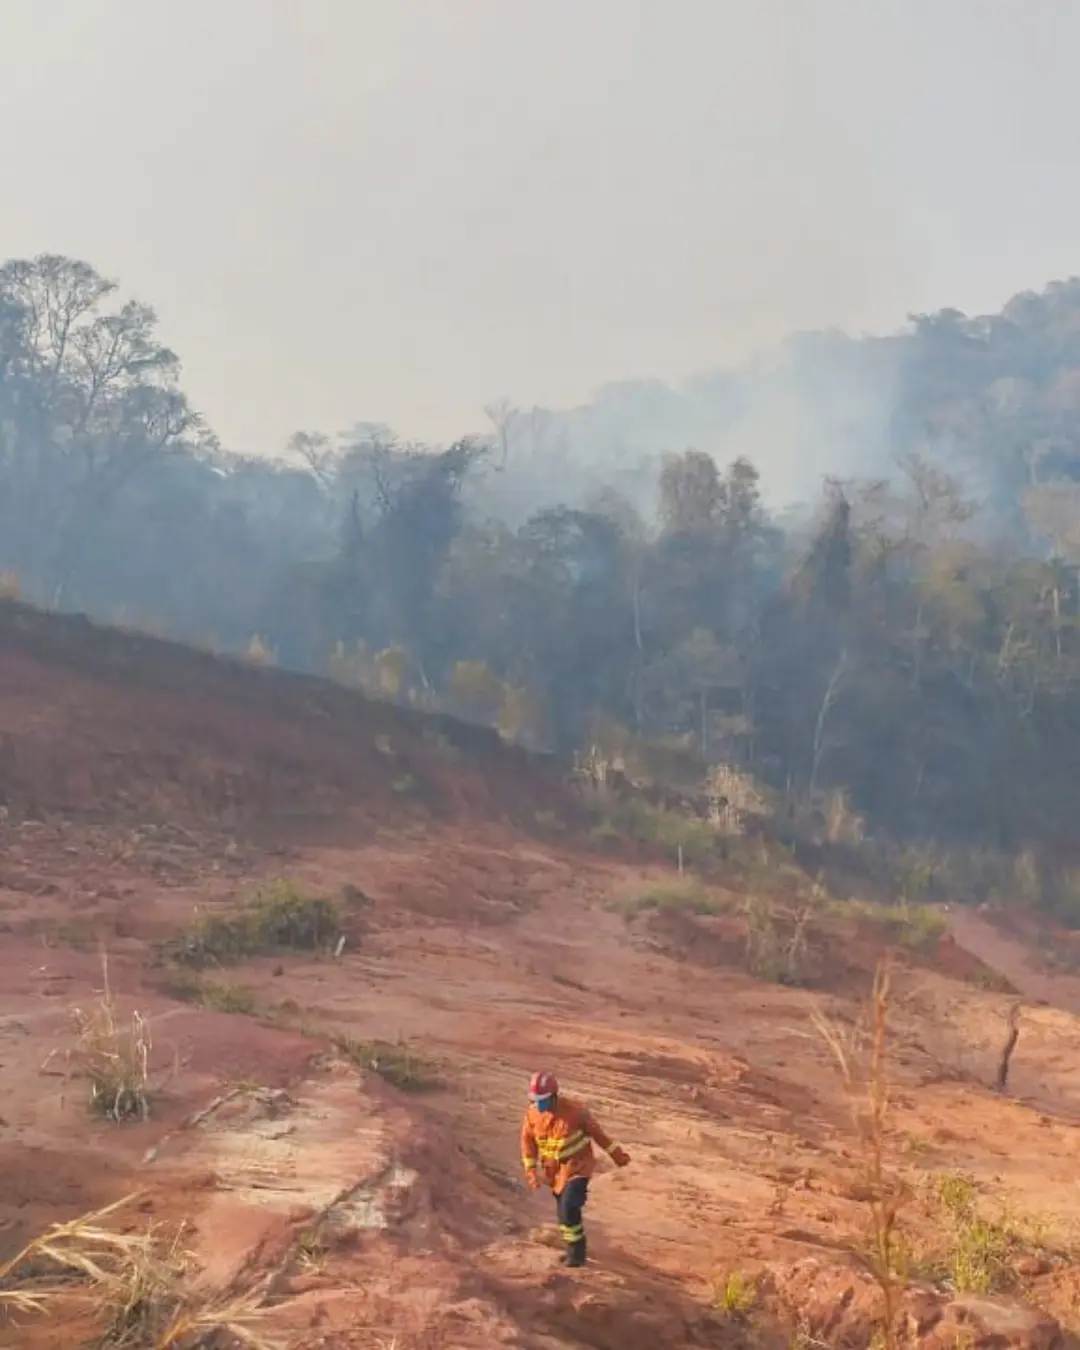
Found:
[9,257,1080,882]
[0,599,568,836]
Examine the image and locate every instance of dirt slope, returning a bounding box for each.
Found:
[2,603,1080,1349]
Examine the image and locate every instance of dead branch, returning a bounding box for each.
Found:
[995,1002,1021,1092]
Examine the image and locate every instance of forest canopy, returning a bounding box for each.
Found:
[6,253,1080,858]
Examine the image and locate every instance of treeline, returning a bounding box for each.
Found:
[6,254,1080,858]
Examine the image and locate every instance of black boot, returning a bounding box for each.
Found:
[563,1239,587,1268]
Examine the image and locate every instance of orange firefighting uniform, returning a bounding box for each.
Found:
[520,1095,626,1195]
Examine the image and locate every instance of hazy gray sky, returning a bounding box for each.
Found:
[3,1,1079,455]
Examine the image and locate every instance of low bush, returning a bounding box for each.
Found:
[334,1034,441,1093]
[838,897,947,953]
[169,879,342,969]
[591,799,721,865]
[607,876,723,921]
[742,893,816,986]
[927,1171,1035,1294]
[187,978,259,1015]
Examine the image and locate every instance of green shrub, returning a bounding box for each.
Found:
[607,876,722,921]
[156,970,258,1014]
[742,894,815,986]
[334,1035,441,1092]
[198,980,258,1014]
[893,902,948,952]
[936,1171,977,1216]
[170,879,342,969]
[838,897,946,953]
[934,1172,1021,1294]
[599,799,720,865]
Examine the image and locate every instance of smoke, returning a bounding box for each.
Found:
[464,327,905,529]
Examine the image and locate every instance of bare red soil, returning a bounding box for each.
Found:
[2,601,1080,1349]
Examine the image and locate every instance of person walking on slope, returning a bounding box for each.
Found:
[520,1071,630,1268]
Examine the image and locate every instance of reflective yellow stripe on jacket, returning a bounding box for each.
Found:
[536,1128,589,1164]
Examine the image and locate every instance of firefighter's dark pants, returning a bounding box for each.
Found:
[555,1176,589,1265]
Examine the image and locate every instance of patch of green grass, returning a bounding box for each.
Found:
[933,1171,1025,1294]
[895,903,948,952]
[391,774,416,794]
[951,1215,1013,1294]
[156,971,258,1014]
[168,878,342,969]
[836,897,947,953]
[533,809,565,833]
[606,876,723,921]
[197,980,258,1014]
[592,800,721,865]
[936,1171,978,1217]
[334,1034,441,1093]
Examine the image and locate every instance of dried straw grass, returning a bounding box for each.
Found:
[0,1193,280,1348]
[68,952,152,1122]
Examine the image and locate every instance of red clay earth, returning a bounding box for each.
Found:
[2,601,1080,1348]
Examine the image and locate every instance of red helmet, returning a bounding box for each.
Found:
[529,1071,559,1100]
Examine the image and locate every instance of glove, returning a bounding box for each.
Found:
[525,1169,540,1190]
[610,1146,631,1168]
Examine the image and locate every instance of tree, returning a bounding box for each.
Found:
[13,250,1080,871]
[0,254,206,605]
[658,450,722,535]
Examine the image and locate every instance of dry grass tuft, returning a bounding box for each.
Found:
[0,1193,280,1348]
[709,1268,758,1315]
[814,961,905,1350]
[69,953,152,1122]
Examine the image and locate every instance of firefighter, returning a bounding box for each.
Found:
[520,1070,631,1267]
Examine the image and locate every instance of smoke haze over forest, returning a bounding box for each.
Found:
[7,4,1080,898]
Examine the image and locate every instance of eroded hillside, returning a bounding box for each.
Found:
[2,603,1080,1350]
